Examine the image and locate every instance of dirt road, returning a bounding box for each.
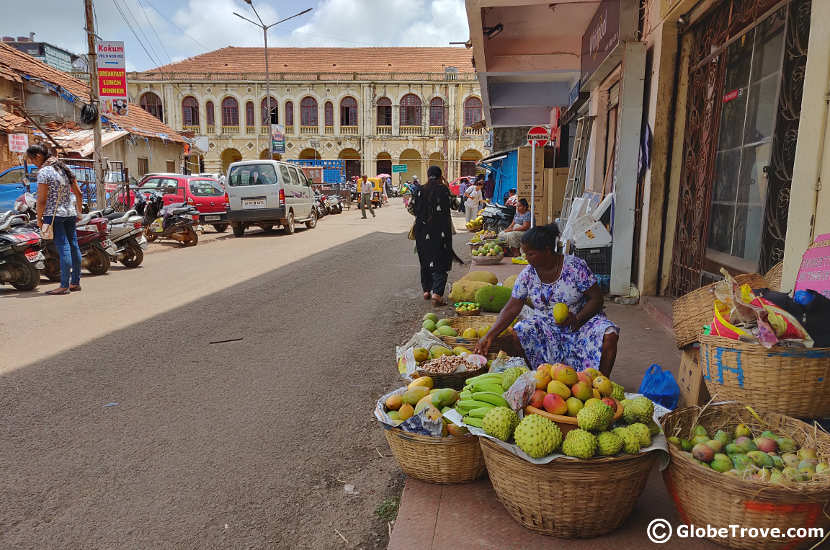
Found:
[0,200,464,548]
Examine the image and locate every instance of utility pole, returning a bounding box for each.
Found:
[84,0,106,209]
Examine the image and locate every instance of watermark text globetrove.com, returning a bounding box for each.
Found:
[646,518,825,544]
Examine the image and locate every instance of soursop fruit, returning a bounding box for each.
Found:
[610,382,625,402]
[576,401,614,432]
[623,397,655,425]
[613,427,642,454]
[514,414,563,458]
[501,366,529,391]
[628,423,653,447]
[482,407,519,441]
[597,431,624,456]
[646,418,661,436]
[562,429,597,459]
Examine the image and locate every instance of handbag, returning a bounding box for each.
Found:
[40,180,66,241]
[408,223,416,240]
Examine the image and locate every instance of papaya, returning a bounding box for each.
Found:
[402,386,430,405]
[431,388,459,408]
[430,346,453,359]
[461,270,498,285]
[415,393,435,414]
[449,280,492,303]
[385,394,403,411]
[437,325,458,337]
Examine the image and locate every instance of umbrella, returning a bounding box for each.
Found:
[377,173,391,178]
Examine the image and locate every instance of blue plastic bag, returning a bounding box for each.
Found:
[638,364,679,410]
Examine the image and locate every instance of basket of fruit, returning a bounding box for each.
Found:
[454,302,481,316]
[380,380,486,484]
[471,241,504,265]
[458,375,662,538]
[699,333,830,418]
[661,402,830,549]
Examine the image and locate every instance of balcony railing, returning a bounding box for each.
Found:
[206,125,216,134]
[325,126,334,135]
[182,125,200,133]
[400,126,421,136]
[285,125,294,134]
[246,126,256,134]
[341,125,358,135]
[376,125,392,135]
[300,125,317,135]
[222,125,239,135]
[261,126,270,135]
[429,126,445,136]
[463,127,485,136]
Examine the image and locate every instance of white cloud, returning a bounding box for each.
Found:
[171,0,282,52]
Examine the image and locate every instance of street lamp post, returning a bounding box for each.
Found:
[234,2,312,156]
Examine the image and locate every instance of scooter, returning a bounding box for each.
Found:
[14,193,116,279]
[325,194,343,214]
[481,203,515,233]
[0,211,44,290]
[138,191,199,246]
[91,207,148,268]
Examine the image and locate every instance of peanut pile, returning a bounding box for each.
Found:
[419,355,477,374]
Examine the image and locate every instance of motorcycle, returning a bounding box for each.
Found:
[137,191,199,246]
[0,211,44,290]
[91,207,148,268]
[313,192,328,218]
[481,203,515,233]
[15,193,116,279]
[325,194,343,214]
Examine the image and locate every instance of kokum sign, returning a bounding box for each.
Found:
[580,0,620,85]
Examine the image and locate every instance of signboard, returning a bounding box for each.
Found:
[271,124,285,154]
[96,41,128,117]
[580,0,620,86]
[795,234,830,299]
[8,133,28,153]
[392,164,407,173]
[527,126,550,147]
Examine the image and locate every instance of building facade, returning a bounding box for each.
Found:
[2,34,77,73]
[127,47,488,181]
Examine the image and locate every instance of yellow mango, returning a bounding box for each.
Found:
[402,386,430,405]
[408,376,434,390]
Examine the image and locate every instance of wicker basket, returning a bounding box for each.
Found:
[456,307,481,317]
[416,363,487,390]
[384,427,485,484]
[699,334,830,418]
[661,403,830,549]
[472,253,505,265]
[671,273,769,348]
[480,438,658,537]
[764,262,784,292]
[440,314,524,357]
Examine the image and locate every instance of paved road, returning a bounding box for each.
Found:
[0,200,460,548]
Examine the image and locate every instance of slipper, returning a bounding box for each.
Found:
[423,292,431,300]
[69,285,82,292]
[431,294,448,307]
[46,288,70,295]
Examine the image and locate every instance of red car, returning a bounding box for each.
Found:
[136,174,230,232]
[449,176,476,197]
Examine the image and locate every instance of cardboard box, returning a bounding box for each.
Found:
[677,347,710,408]
[517,146,544,194]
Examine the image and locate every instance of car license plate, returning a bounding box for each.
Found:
[242,198,266,209]
[204,215,221,221]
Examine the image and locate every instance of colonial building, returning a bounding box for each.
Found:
[127,47,488,180]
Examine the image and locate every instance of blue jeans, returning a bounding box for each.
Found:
[44,216,82,287]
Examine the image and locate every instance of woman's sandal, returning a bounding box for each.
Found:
[46,288,70,295]
[69,285,82,292]
[423,292,431,300]
[431,294,448,307]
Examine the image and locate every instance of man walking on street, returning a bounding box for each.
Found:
[360,174,375,219]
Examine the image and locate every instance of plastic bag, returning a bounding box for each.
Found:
[488,355,528,373]
[503,372,536,411]
[374,387,444,437]
[637,364,679,410]
[395,329,451,379]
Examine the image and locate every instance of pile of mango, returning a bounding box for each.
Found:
[466,216,484,232]
[384,376,469,437]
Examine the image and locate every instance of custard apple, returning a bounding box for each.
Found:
[482,407,519,441]
[628,423,652,447]
[610,382,625,402]
[623,397,654,425]
[597,431,624,456]
[613,427,641,454]
[501,366,528,391]
[514,414,563,458]
[646,418,661,436]
[576,401,614,432]
[562,429,597,459]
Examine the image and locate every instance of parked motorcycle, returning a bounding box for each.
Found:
[136,191,199,246]
[90,207,148,268]
[0,211,44,290]
[14,193,116,279]
[481,203,515,233]
[325,194,343,214]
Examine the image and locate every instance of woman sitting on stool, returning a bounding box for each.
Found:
[498,198,531,256]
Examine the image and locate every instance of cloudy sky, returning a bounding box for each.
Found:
[2,0,470,71]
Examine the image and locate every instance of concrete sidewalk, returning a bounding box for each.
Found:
[388,247,716,548]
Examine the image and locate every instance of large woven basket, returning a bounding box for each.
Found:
[661,403,830,549]
[764,261,784,291]
[415,363,487,390]
[441,314,524,357]
[384,427,485,484]
[479,438,658,537]
[472,253,505,265]
[672,273,769,348]
[699,334,830,418]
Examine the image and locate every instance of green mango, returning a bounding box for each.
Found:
[731,453,751,471]
[680,439,693,452]
[725,443,743,456]
[747,450,774,469]
[710,453,734,473]
[776,437,796,453]
[694,425,709,438]
[691,435,709,446]
[436,318,451,328]
[714,430,731,446]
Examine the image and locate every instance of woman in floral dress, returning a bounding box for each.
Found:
[475,224,619,375]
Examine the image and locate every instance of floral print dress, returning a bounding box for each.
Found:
[511,255,619,371]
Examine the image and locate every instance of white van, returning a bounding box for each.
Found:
[225,160,317,237]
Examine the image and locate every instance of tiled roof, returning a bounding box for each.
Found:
[0,42,186,143]
[143,47,474,75]
[0,108,26,132]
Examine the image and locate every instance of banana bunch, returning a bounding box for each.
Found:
[454,368,527,427]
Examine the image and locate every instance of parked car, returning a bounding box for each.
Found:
[120,174,229,232]
[225,160,318,237]
[0,165,37,212]
[448,176,476,197]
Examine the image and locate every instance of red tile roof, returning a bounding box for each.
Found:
[0,108,26,132]
[142,47,474,75]
[0,42,185,143]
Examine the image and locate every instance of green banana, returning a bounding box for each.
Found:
[472,392,509,408]
[468,407,493,418]
[463,416,484,428]
[456,399,495,410]
[469,382,504,394]
[466,373,503,385]
[459,390,473,401]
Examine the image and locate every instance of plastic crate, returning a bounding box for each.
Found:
[573,245,612,277]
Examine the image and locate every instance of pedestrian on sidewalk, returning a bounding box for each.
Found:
[27,144,84,295]
[474,224,619,375]
[457,177,468,214]
[359,174,375,219]
[412,165,463,306]
[463,177,485,224]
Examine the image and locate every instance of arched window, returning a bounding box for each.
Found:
[182,96,199,126]
[376,97,392,126]
[340,96,357,126]
[285,101,294,126]
[205,101,215,126]
[261,97,278,125]
[245,101,254,127]
[400,94,422,126]
[140,92,163,122]
[300,97,318,126]
[221,97,239,126]
[324,101,334,127]
[463,97,483,128]
[429,97,445,127]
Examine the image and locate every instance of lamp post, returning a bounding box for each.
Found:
[234,2,312,156]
